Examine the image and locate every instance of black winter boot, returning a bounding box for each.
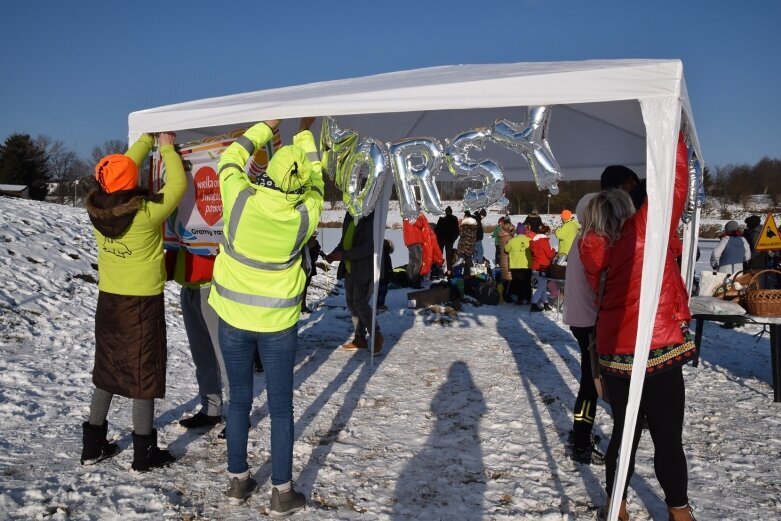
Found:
[225,474,257,502]
[570,443,605,465]
[131,429,175,472]
[80,421,120,465]
[269,482,305,518]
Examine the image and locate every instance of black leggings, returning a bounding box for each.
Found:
[570,326,598,450]
[604,366,688,507]
[509,268,531,303]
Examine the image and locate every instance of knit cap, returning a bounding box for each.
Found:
[95,154,138,193]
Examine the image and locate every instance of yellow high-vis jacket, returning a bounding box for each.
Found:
[555,219,581,256]
[208,122,324,332]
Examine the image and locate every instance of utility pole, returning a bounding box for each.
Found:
[547,193,551,214]
[73,179,79,207]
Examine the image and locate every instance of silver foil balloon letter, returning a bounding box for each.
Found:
[343,138,392,218]
[491,106,563,195]
[388,138,445,220]
[444,127,507,211]
[320,116,359,191]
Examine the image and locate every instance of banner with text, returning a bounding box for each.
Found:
[151,128,281,254]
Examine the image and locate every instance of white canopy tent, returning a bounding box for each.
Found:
[129,60,703,521]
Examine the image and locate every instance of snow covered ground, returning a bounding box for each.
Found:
[0,197,779,520]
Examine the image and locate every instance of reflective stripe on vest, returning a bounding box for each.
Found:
[212,278,302,308]
[291,202,309,260]
[222,187,311,270]
[219,162,245,175]
[306,151,319,162]
[236,135,255,156]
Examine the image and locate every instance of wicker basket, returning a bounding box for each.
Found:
[713,269,759,304]
[743,269,781,316]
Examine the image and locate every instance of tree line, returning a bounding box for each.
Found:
[3,131,780,212]
[706,157,781,204]
[0,134,126,202]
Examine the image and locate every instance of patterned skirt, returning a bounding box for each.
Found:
[598,326,698,379]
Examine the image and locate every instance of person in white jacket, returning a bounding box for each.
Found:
[710,220,750,274]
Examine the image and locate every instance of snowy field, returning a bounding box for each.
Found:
[0,197,779,520]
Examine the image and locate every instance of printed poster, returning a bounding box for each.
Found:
[150,128,281,254]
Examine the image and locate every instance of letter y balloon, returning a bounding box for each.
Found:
[491,106,562,195]
[320,116,359,190]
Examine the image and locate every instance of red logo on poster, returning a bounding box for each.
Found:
[193,166,222,226]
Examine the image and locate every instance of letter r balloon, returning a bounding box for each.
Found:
[388,138,445,221]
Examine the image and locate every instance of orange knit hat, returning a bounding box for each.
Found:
[561,209,572,221]
[95,154,138,193]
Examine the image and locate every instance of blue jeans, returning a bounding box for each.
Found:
[219,319,297,485]
[474,240,484,264]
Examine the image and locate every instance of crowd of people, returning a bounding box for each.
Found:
[81,120,712,520]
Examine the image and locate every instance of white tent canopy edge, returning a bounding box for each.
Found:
[129,59,703,521]
[128,59,702,179]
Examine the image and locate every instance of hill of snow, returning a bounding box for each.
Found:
[0,197,779,520]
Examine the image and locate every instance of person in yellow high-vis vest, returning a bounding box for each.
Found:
[208,118,323,515]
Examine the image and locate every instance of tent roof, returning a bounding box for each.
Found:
[129,59,700,181]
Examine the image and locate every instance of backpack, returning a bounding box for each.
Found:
[464,277,499,305]
[476,280,500,305]
[391,267,410,288]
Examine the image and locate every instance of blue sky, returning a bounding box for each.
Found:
[0,0,778,168]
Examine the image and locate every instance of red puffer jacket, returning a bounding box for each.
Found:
[420,224,434,276]
[580,134,691,356]
[530,234,556,271]
[403,214,426,246]
[419,224,442,276]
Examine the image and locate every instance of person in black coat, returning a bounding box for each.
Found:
[523,209,543,234]
[377,239,394,310]
[435,206,460,272]
[745,215,768,269]
[326,211,383,354]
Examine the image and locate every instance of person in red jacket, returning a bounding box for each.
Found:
[403,213,427,288]
[580,142,697,521]
[530,225,556,312]
[419,222,442,279]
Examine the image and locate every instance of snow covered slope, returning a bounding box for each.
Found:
[0,197,779,520]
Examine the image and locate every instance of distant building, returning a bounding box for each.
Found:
[0,184,29,199]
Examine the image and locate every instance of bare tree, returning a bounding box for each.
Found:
[35,135,90,205]
[91,139,127,165]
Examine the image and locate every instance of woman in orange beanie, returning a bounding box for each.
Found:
[82,131,186,471]
[555,208,580,256]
